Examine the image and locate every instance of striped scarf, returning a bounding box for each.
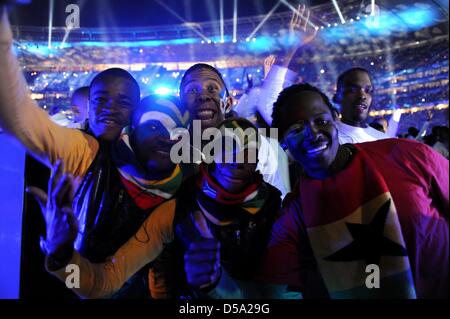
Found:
[195,163,268,226]
[112,127,183,209]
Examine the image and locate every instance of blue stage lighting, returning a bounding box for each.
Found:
[154,87,172,95]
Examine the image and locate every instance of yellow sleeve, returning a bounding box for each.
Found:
[0,10,97,177]
[47,199,177,298]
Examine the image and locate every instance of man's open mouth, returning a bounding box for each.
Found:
[196,109,216,121]
[304,143,329,157]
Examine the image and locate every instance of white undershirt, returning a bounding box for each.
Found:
[337,121,391,144]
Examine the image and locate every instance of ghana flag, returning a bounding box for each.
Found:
[299,147,416,298]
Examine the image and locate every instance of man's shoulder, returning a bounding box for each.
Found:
[356,138,433,158]
[336,121,352,132]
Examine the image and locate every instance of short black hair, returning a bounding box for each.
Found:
[369,122,384,132]
[333,67,373,104]
[89,68,140,100]
[71,86,89,99]
[271,83,336,138]
[180,63,229,97]
[408,126,420,137]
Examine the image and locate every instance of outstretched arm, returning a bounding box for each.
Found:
[0,7,97,177]
[256,5,317,126]
[31,160,176,298]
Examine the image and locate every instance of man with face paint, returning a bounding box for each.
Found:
[37,118,285,299]
[179,63,290,198]
[256,83,448,299]
[30,95,188,298]
[332,68,392,144]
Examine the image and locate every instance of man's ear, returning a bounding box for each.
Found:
[224,96,234,114]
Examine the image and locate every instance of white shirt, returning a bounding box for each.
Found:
[433,141,449,159]
[234,65,298,126]
[257,135,290,199]
[337,121,390,144]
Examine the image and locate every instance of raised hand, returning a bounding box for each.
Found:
[184,239,221,290]
[282,4,318,69]
[263,55,276,79]
[288,4,317,44]
[27,159,78,264]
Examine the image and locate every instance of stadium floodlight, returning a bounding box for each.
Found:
[331,0,346,24]
[233,0,238,43]
[155,0,210,43]
[60,29,70,48]
[220,0,224,43]
[47,0,54,48]
[247,1,281,41]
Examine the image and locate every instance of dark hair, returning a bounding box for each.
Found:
[89,68,140,100]
[180,63,229,97]
[408,126,420,137]
[271,83,336,137]
[71,86,89,99]
[369,122,384,132]
[333,67,373,104]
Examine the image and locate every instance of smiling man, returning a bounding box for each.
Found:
[262,83,449,299]
[38,118,283,300]
[179,63,290,198]
[333,67,390,144]
[88,69,140,141]
[180,64,230,131]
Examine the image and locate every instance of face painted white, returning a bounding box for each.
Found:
[155,98,189,126]
[220,90,228,114]
[214,127,259,163]
[139,111,178,132]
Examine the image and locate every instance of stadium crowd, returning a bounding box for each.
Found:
[0,2,448,300]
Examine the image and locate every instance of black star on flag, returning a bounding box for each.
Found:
[324,199,408,265]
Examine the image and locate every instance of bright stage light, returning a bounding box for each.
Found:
[48,0,54,48]
[233,0,238,43]
[220,0,224,43]
[247,1,281,40]
[155,0,210,42]
[154,87,172,95]
[331,0,346,24]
